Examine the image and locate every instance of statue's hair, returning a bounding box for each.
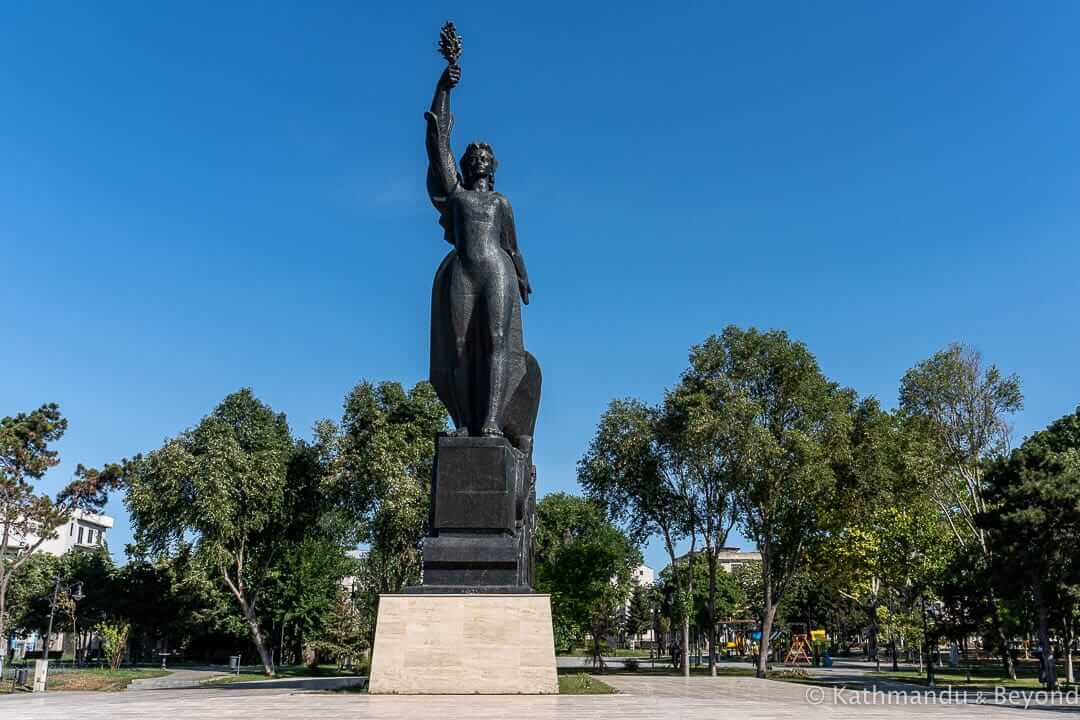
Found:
[461,142,498,189]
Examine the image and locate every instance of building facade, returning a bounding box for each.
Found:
[5,510,114,661]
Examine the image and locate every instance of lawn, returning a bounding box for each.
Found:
[202,663,366,685]
[561,647,652,658]
[869,668,1054,690]
[558,673,617,694]
[45,668,170,692]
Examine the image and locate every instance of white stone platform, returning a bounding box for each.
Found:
[368,593,558,694]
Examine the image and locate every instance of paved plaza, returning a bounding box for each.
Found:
[2,673,1069,719]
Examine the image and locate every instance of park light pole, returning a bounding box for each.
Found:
[37,575,84,693]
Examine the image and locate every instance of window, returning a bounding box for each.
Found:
[78,527,84,544]
[88,529,95,544]
[70,524,74,536]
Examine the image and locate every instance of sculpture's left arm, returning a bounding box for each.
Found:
[500,198,532,305]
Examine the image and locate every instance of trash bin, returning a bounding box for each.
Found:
[229,655,241,675]
[14,667,29,687]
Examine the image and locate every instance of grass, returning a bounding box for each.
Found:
[558,673,618,694]
[45,668,170,692]
[202,663,367,686]
[869,668,1052,690]
[561,647,651,658]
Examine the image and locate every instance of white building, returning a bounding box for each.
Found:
[675,546,761,573]
[4,510,114,661]
[35,510,114,556]
[713,547,761,573]
[617,563,656,646]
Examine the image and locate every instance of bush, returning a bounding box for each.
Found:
[96,621,130,672]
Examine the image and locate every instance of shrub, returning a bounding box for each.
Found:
[96,621,130,672]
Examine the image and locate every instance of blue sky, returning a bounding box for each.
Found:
[3,2,1078,572]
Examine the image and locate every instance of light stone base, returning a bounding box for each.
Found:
[368,593,558,694]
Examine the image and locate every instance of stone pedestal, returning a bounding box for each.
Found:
[416,435,536,592]
[368,593,558,694]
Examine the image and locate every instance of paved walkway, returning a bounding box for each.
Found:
[129,668,227,690]
[1,673,1061,719]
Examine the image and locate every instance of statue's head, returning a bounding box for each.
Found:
[461,142,497,189]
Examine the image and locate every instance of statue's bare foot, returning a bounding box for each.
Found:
[480,422,502,438]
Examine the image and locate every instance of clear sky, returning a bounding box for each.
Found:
[3,2,1078,572]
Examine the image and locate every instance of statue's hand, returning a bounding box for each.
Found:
[439,64,461,90]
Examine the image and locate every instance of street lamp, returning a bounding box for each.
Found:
[38,575,85,693]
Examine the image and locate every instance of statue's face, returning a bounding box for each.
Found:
[464,147,494,184]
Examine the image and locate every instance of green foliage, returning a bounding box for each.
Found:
[657,553,744,634]
[306,588,369,670]
[124,389,296,674]
[534,493,641,669]
[4,552,60,635]
[0,403,120,663]
[982,406,1080,689]
[97,620,130,671]
[326,381,446,595]
[624,583,653,642]
[685,327,852,674]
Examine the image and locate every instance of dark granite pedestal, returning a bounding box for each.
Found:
[407,435,536,593]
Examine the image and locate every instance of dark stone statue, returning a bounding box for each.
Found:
[414,23,540,593]
[425,28,541,456]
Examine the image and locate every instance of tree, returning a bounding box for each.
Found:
[705,327,852,678]
[900,343,1023,678]
[97,620,130,671]
[322,380,447,648]
[578,398,700,676]
[657,552,743,665]
[624,583,653,649]
[124,389,295,675]
[0,403,119,674]
[662,342,747,675]
[533,493,642,672]
[309,587,368,670]
[982,407,1080,690]
[812,399,950,673]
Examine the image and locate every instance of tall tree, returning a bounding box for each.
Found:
[0,403,119,674]
[624,583,653,649]
[900,343,1023,678]
[533,493,642,672]
[707,327,853,678]
[322,380,446,647]
[662,342,747,675]
[982,407,1080,690]
[125,389,295,675]
[578,398,700,676]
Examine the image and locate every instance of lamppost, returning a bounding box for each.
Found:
[38,575,84,693]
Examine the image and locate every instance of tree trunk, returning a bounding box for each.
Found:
[682,616,690,678]
[238,597,274,676]
[988,590,1017,680]
[1035,587,1057,690]
[757,603,778,678]
[921,596,935,687]
[1066,613,1075,685]
[0,577,7,678]
[708,552,717,676]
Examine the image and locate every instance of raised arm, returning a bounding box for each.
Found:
[424,65,461,207]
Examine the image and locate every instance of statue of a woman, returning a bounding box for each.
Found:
[426,61,541,454]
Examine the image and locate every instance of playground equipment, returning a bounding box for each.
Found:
[784,623,812,666]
